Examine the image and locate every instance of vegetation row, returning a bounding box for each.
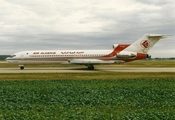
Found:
[0,79,175,119]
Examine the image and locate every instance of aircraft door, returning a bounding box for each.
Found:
[21,52,30,59]
[20,52,24,60]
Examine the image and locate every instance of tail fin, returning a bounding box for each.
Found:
[124,34,170,53]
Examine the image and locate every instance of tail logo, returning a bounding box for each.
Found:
[141,40,149,48]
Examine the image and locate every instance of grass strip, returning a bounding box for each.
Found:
[0,72,175,80]
[1,60,175,68]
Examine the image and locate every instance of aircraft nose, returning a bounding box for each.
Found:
[5,57,11,62]
[5,57,9,61]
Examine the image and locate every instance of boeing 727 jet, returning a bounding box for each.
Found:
[6,34,169,70]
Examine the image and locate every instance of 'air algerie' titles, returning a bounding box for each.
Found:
[61,51,84,54]
[33,52,56,54]
[32,51,84,55]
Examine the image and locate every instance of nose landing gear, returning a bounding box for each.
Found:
[19,65,24,70]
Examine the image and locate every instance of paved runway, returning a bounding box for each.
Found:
[0,67,175,73]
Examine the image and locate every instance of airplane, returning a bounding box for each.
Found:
[6,34,170,70]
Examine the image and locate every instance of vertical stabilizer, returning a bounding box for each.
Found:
[123,34,170,53]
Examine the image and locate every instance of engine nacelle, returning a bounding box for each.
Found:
[113,44,130,49]
[146,54,151,58]
[116,51,137,59]
[113,44,118,49]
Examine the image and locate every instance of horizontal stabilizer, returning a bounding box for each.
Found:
[147,34,172,39]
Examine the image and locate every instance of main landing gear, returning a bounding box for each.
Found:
[19,65,24,70]
[87,64,94,70]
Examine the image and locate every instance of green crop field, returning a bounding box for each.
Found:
[0,79,175,119]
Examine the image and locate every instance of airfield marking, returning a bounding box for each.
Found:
[0,67,175,73]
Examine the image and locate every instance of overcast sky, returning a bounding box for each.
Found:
[0,0,174,57]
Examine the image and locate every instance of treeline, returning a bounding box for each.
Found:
[0,55,10,60]
[154,57,175,60]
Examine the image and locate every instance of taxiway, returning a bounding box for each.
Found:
[0,67,175,73]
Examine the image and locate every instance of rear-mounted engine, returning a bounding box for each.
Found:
[116,51,136,59]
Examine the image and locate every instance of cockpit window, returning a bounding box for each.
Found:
[11,55,16,58]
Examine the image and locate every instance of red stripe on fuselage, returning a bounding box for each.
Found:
[104,44,130,57]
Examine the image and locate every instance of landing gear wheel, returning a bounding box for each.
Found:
[87,65,94,70]
[20,66,24,70]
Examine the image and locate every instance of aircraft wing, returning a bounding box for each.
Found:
[68,59,124,65]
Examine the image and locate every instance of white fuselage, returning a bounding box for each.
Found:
[6,49,118,65]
